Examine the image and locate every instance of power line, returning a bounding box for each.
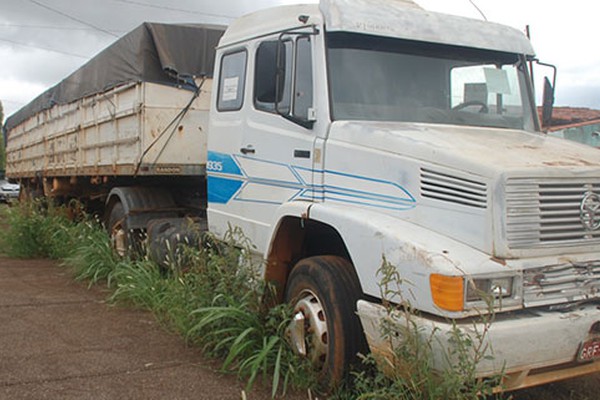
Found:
[110,0,234,20]
[0,23,126,33]
[0,37,90,59]
[28,0,119,38]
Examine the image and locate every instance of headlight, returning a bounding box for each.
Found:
[430,274,518,313]
[466,277,514,302]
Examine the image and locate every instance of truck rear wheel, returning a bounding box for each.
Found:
[284,256,368,389]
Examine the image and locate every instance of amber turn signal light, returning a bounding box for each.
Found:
[430,274,464,312]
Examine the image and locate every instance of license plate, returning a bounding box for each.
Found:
[577,337,600,362]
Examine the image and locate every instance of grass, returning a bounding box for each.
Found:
[66,221,120,286]
[0,200,87,259]
[329,258,504,400]
[1,202,508,399]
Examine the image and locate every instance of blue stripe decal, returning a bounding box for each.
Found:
[206,152,416,211]
[323,186,414,205]
[207,176,244,204]
[207,151,243,176]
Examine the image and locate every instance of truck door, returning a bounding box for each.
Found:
[208,35,317,253]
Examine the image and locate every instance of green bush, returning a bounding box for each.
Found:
[66,222,121,286]
[332,258,503,400]
[0,200,85,259]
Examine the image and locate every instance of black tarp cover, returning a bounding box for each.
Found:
[5,22,225,132]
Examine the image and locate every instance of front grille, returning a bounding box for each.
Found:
[506,177,600,249]
[523,260,600,307]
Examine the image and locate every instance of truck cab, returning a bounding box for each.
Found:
[207,0,600,390]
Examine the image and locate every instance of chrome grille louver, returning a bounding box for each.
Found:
[523,261,600,307]
[506,178,600,249]
[420,168,487,209]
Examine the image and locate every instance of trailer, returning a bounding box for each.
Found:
[5,23,223,216]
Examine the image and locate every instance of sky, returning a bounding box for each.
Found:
[1,0,599,119]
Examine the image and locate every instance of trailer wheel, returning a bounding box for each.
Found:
[285,256,368,389]
[107,201,129,257]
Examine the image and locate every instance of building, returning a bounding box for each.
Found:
[541,106,600,148]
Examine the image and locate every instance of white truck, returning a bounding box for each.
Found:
[5,0,600,391]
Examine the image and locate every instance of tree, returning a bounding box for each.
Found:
[0,100,5,174]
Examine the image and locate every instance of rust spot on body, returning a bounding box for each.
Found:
[491,256,507,266]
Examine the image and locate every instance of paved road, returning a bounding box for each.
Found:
[0,257,304,400]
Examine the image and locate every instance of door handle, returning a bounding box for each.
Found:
[240,146,255,155]
[294,149,311,159]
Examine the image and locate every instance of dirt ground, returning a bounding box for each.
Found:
[1,258,599,400]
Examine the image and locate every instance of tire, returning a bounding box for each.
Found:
[285,255,368,389]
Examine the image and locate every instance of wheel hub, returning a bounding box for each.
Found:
[111,224,127,257]
[288,290,329,367]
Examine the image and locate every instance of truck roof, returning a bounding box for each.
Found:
[5,22,225,132]
[220,0,534,57]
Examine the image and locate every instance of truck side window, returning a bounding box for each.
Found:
[255,41,292,113]
[217,50,247,112]
[254,36,313,123]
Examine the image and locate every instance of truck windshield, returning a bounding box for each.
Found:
[327,32,536,131]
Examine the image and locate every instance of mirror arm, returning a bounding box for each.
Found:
[534,59,557,91]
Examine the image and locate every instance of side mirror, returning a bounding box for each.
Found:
[533,60,557,130]
[275,40,291,115]
[541,76,554,129]
[255,41,286,104]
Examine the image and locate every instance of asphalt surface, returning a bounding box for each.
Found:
[0,257,305,400]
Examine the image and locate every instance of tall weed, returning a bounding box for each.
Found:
[109,260,168,309]
[334,258,503,400]
[177,228,313,396]
[0,200,83,259]
[64,219,121,286]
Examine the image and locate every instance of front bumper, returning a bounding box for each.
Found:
[0,191,19,202]
[357,300,600,391]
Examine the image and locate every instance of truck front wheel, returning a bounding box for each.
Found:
[284,256,368,388]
